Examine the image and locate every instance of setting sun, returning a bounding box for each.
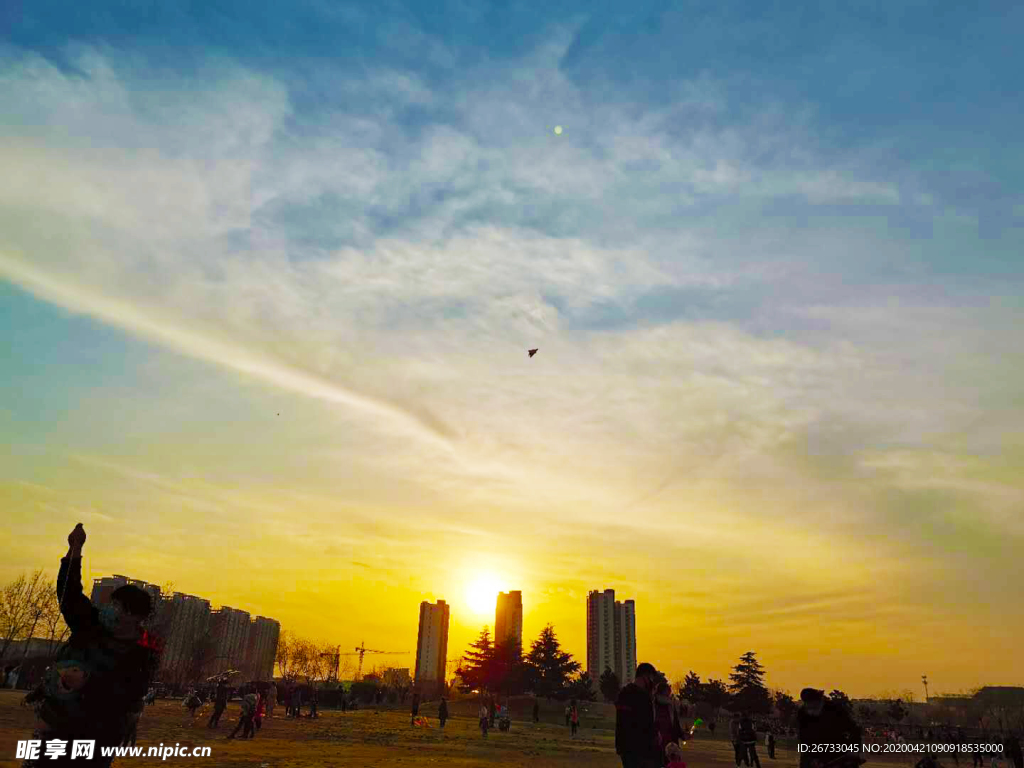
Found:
[465,574,502,617]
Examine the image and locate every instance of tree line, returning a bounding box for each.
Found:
[669,651,856,727]
[455,624,597,701]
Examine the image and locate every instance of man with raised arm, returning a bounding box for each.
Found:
[23,524,161,767]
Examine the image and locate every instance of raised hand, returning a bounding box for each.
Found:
[68,523,86,550]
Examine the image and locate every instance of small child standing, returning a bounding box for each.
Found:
[666,742,687,768]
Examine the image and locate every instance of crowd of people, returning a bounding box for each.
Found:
[16,525,1024,768]
[465,695,515,737]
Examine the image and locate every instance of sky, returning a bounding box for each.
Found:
[1,1,1022,698]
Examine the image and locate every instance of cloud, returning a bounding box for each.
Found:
[0,256,459,450]
[1,34,1022,676]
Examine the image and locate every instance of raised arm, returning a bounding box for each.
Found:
[57,523,97,632]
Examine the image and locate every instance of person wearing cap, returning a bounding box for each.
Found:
[615,662,662,768]
[798,688,865,768]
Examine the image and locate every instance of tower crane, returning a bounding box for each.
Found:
[340,640,410,681]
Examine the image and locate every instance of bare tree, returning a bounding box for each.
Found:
[276,631,300,681]
[291,637,316,681]
[0,571,49,660]
[36,580,70,656]
[339,651,356,684]
[306,643,335,686]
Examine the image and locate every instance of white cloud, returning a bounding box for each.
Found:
[0,40,1021,549]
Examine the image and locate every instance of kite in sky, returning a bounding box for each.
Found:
[528,349,538,358]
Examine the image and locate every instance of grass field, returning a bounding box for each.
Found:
[0,690,920,768]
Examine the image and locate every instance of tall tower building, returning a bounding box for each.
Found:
[586,589,637,687]
[245,616,280,680]
[414,600,450,696]
[158,593,212,678]
[210,607,251,671]
[494,591,523,648]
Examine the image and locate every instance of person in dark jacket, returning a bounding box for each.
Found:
[731,712,748,766]
[24,524,161,767]
[739,713,762,768]
[410,691,421,725]
[615,662,662,768]
[438,697,449,729]
[533,698,540,723]
[208,679,230,728]
[797,689,864,768]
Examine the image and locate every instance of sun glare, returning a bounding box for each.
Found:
[465,574,502,616]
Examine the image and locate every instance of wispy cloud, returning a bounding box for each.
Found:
[3,42,1021,527]
[1,23,1022,694]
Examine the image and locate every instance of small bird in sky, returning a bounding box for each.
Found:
[528,349,538,358]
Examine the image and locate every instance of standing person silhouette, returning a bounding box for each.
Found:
[731,712,748,766]
[739,712,762,768]
[23,524,160,767]
[615,663,662,768]
[207,678,229,728]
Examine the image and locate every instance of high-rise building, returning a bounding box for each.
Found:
[414,600,450,696]
[210,607,251,671]
[158,593,212,677]
[586,589,637,687]
[245,616,280,680]
[90,571,279,683]
[494,591,523,648]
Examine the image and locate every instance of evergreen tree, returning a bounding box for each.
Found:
[525,624,580,699]
[728,651,772,714]
[600,667,621,703]
[728,651,767,692]
[457,626,496,692]
[680,670,703,702]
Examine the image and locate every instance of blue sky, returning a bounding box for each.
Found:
[1,1,1022,694]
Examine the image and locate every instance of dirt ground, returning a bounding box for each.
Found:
[0,690,917,768]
